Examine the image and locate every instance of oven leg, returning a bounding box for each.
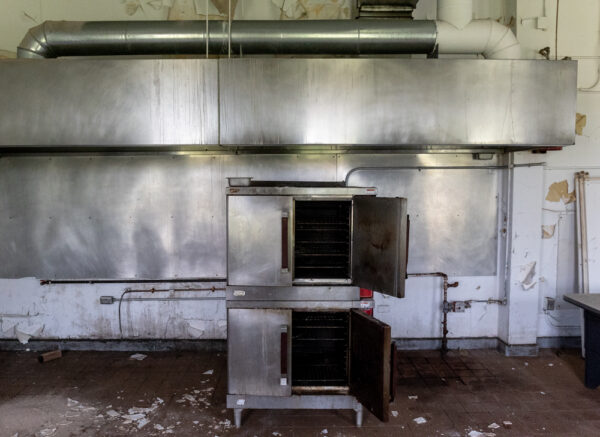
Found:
[233,408,243,428]
[354,403,363,427]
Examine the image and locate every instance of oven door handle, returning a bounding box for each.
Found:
[280,324,288,386]
[281,212,289,272]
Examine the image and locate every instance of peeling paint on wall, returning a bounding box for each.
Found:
[576,112,587,135]
[545,180,576,204]
[518,261,537,290]
[542,224,556,239]
[272,0,352,19]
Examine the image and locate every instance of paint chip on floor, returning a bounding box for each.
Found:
[413,417,427,424]
[203,369,214,375]
[391,410,399,418]
[129,353,147,361]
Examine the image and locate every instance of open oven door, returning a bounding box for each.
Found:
[349,309,394,422]
[352,196,408,297]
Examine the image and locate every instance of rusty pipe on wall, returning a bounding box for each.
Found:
[117,286,226,337]
[407,272,458,355]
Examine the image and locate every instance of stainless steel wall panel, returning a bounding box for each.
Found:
[0,154,497,279]
[346,167,498,276]
[0,59,219,146]
[219,59,577,147]
[0,155,226,279]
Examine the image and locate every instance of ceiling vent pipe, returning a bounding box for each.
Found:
[17,4,521,60]
[17,20,437,58]
[435,0,521,59]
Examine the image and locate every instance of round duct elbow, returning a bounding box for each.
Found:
[17,23,52,59]
[437,0,473,30]
[436,19,521,59]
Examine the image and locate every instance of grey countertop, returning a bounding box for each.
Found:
[564,293,600,316]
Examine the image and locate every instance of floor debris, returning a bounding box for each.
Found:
[2,349,599,436]
[488,422,500,429]
[129,353,147,361]
[408,395,418,400]
[67,398,79,407]
[391,410,399,418]
[38,349,62,363]
[413,417,427,424]
[203,369,214,375]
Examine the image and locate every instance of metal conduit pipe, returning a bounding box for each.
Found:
[407,272,459,355]
[117,286,226,337]
[17,20,437,58]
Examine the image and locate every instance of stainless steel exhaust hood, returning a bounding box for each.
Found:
[0,58,577,150]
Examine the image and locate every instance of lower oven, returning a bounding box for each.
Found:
[226,290,396,428]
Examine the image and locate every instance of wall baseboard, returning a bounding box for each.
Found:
[0,339,227,352]
[0,336,581,356]
[393,336,581,357]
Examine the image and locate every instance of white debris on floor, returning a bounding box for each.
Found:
[203,369,214,375]
[408,395,418,400]
[66,398,79,407]
[413,417,427,424]
[104,397,165,430]
[129,353,147,361]
[391,410,399,418]
[488,422,500,429]
[467,430,496,437]
[106,410,120,418]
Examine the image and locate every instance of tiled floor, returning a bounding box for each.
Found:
[0,348,599,436]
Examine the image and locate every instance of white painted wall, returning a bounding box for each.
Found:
[510,0,600,343]
[1,0,599,347]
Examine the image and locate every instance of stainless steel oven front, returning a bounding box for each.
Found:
[225,181,408,428]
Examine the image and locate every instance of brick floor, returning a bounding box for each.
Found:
[0,348,598,436]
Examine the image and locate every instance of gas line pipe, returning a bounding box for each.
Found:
[407,272,459,355]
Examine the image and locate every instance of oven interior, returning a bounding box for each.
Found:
[291,311,349,388]
[294,200,352,280]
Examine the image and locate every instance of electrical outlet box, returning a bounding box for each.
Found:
[100,296,115,305]
[453,301,467,312]
[544,297,555,311]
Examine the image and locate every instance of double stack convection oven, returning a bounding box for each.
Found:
[225,179,409,428]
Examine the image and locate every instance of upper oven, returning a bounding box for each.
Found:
[226,182,408,297]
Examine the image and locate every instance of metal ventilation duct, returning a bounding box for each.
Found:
[17,20,437,59]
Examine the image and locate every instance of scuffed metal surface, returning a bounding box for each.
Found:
[0,154,498,279]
